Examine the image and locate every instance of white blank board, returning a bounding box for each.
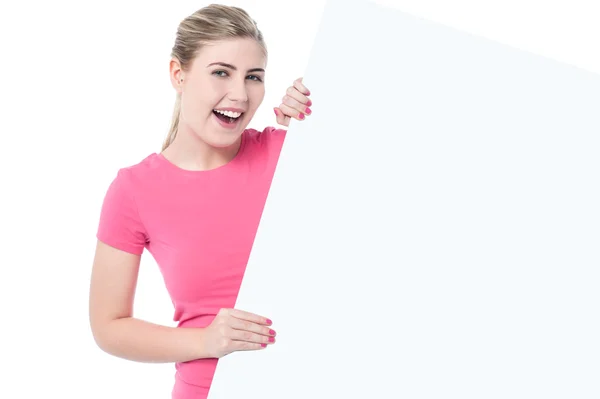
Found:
[209,0,600,397]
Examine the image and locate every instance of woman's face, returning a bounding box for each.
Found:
[172,37,267,148]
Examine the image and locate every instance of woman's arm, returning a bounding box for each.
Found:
[88,240,209,363]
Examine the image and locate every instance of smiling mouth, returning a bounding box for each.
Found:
[213,109,243,124]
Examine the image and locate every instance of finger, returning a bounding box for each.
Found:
[231,341,269,352]
[229,328,276,345]
[279,102,306,121]
[229,317,277,338]
[274,107,290,127]
[282,93,312,116]
[227,308,272,326]
[285,85,311,106]
[293,77,310,96]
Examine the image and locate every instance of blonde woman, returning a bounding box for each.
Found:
[88,4,312,398]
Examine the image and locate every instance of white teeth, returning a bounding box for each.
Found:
[214,109,242,118]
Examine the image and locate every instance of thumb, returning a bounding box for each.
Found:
[274,107,290,127]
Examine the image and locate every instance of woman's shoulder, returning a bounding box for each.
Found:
[243,126,287,148]
[107,153,164,189]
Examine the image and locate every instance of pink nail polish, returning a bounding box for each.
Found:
[266,319,272,325]
[273,109,278,116]
[298,113,305,120]
[307,99,312,106]
[269,329,276,335]
[269,337,275,343]
[261,343,267,348]
[305,107,311,115]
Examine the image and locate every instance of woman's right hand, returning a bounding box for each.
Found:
[201,308,277,358]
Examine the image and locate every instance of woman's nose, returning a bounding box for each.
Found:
[228,79,248,102]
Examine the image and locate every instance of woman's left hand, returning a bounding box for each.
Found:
[274,77,312,127]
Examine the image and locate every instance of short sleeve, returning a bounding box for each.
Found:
[262,126,287,143]
[96,169,148,255]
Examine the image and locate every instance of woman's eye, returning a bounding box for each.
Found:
[213,70,262,82]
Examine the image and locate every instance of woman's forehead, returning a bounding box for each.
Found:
[194,38,266,67]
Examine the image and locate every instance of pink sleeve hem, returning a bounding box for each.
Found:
[96,235,145,256]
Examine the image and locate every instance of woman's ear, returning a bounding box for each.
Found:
[169,58,184,93]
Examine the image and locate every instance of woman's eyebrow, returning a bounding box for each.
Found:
[207,62,265,73]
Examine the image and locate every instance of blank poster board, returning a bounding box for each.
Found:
[208,0,600,397]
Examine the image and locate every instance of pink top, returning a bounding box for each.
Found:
[96,127,287,398]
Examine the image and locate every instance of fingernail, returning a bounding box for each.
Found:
[273,108,278,116]
[269,337,275,343]
[306,90,311,96]
[266,318,272,325]
[269,329,276,335]
[305,107,311,115]
[298,113,305,120]
[307,99,312,106]
[261,343,267,348]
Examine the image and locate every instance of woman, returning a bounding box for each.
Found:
[88,4,312,398]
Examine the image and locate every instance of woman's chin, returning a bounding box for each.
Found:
[199,130,243,149]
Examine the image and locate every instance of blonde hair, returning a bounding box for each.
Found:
[162,4,267,151]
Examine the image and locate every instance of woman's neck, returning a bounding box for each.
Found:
[161,127,242,171]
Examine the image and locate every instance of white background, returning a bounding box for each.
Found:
[0,0,598,397]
